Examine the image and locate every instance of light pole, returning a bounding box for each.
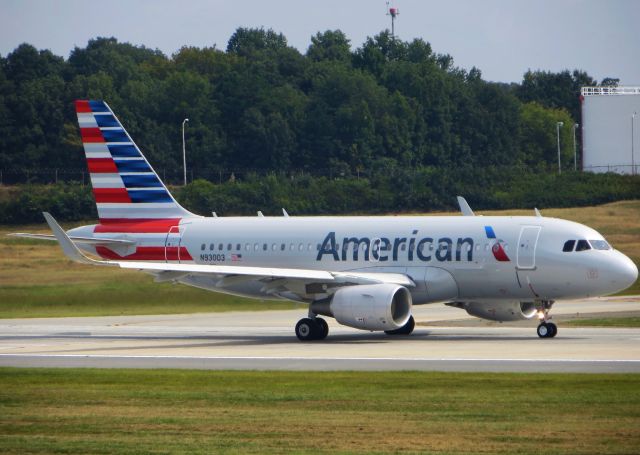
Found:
[182,118,189,186]
[632,112,637,176]
[572,123,579,171]
[556,121,564,174]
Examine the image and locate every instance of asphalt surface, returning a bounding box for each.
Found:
[1,296,639,373]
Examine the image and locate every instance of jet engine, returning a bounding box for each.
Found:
[312,284,412,331]
[451,301,537,322]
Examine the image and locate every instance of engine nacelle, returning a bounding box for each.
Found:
[321,284,412,331]
[454,301,537,322]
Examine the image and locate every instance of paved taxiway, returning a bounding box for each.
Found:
[0,296,638,372]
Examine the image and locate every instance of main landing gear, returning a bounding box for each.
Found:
[295,317,329,341]
[536,300,557,338]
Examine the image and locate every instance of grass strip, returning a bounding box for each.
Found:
[0,368,639,454]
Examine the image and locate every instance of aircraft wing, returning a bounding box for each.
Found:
[42,212,415,290]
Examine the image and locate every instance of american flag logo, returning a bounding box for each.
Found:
[231,254,242,262]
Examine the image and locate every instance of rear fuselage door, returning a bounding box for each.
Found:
[517,226,541,270]
[164,225,182,262]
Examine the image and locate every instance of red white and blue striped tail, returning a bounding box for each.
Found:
[76,100,195,223]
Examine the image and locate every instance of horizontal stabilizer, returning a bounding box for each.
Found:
[9,233,135,247]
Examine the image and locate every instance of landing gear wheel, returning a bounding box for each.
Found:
[295,318,318,341]
[315,318,329,340]
[537,322,557,338]
[537,322,549,338]
[385,315,415,336]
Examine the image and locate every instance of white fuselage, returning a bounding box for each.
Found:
[73,214,638,305]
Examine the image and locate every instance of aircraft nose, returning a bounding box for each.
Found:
[614,252,638,291]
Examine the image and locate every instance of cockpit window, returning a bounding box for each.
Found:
[575,240,591,251]
[589,240,611,250]
[562,240,576,252]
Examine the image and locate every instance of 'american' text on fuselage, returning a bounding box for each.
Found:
[316,231,474,262]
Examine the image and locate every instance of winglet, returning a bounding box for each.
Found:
[42,212,108,266]
[257,211,264,217]
[282,208,289,217]
[534,208,542,217]
[456,196,475,216]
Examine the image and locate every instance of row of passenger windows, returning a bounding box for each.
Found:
[202,242,318,252]
[200,241,504,253]
[562,239,610,252]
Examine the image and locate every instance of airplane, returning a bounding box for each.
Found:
[12,100,638,341]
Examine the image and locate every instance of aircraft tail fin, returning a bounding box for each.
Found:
[75,100,196,223]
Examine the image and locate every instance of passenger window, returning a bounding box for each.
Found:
[316,243,321,251]
[245,243,250,251]
[576,240,591,252]
[227,243,232,251]
[281,243,286,251]
[236,244,241,251]
[201,244,205,251]
[298,243,304,251]
[254,243,259,251]
[209,243,214,251]
[218,243,223,251]
[263,243,268,251]
[272,243,277,251]
[563,240,575,252]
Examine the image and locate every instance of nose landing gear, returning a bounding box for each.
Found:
[537,321,557,338]
[535,300,557,338]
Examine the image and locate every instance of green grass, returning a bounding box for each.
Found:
[566,317,640,328]
[0,282,298,318]
[0,368,639,454]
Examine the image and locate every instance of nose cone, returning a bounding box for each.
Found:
[610,252,638,293]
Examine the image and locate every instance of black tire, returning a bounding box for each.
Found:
[547,322,558,338]
[295,318,318,341]
[385,315,415,336]
[537,322,550,338]
[315,318,329,340]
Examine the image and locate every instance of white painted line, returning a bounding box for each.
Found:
[0,354,638,363]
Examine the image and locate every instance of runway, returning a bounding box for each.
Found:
[1,296,639,373]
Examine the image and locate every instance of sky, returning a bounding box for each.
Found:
[1,0,639,85]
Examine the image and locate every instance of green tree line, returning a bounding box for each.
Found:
[1,28,605,177]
